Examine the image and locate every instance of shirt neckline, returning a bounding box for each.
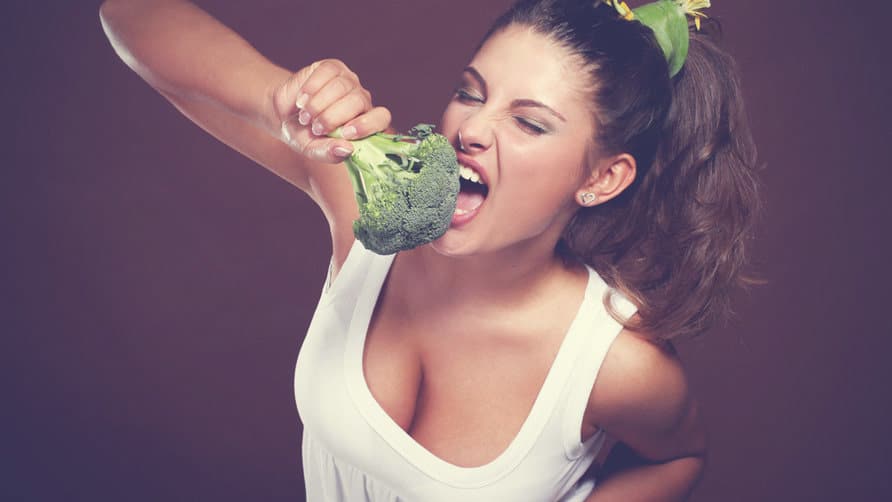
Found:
[343,251,596,488]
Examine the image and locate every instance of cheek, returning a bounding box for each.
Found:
[439,102,469,139]
[496,163,575,230]
[507,144,585,194]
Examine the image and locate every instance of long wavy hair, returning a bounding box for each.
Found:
[483,0,762,342]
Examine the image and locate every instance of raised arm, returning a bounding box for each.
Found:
[99,0,390,268]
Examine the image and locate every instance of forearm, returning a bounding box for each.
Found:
[586,455,705,502]
[99,0,288,134]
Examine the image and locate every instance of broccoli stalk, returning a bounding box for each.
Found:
[337,124,460,255]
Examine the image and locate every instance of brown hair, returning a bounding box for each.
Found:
[486,0,763,341]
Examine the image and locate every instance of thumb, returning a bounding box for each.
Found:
[301,137,354,164]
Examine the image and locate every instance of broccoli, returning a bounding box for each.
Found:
[338,124,460,255]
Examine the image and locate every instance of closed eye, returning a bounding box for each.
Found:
[454,88,483,104]
[514,117,546,135]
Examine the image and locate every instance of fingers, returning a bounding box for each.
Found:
[293,59,347,109]
[280,107,392,163]
[295,62,372,137]
[341,106,392,140]
[300,76,368,136]
[306,137,354,164]
[295,130,355,164]
[272,60,321,122]
[272,59,343,124]
[273,58,391,162]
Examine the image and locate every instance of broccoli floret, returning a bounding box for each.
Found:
[340,124,460,255]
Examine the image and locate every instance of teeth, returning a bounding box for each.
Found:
[459,165,485,185]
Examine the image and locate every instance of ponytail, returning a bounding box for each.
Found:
[565,26,763,341]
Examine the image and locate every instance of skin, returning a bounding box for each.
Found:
[101,2,707,499]
[435,26,601,258]
[357,28,708,500]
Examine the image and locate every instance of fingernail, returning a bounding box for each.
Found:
[333,146,353,158]
[341,125,357,139]
[296,93,309,109]
[312,121,324,136]
[298,110,311,126]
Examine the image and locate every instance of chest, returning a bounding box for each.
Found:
[361,294,580,468]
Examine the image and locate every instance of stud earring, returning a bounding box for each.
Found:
[579,192,597,205]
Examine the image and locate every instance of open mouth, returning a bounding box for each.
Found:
[456,164,489,216]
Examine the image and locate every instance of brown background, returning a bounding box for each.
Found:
[4,0,891,500]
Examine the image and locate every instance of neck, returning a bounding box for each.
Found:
[396,235,581,310]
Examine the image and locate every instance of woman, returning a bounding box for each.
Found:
[100,0,760,500]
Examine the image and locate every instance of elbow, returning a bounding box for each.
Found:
[697,446,709,486]
[98,0,132,68]
[99,0,131,40]
[99,2,112,27]
[98,0,153,79]
[99,0,123,24]
[100,0,163,26]
[696,413,710,479]
[684,438,709,491]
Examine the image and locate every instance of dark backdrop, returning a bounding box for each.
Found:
[4,1,891,501]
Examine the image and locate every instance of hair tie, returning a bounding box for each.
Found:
[601,0,711,77]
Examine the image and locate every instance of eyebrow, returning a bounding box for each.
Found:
[462,66,567,123]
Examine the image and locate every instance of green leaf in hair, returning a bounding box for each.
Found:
[601,0,712,77]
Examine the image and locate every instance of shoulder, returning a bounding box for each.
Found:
[587,328,707,461]
[591,330,689,432]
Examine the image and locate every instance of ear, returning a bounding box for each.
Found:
[575,153,637,207]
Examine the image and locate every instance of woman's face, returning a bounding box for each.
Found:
[435,25,599,257]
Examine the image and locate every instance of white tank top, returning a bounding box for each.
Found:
[294,240,636,501]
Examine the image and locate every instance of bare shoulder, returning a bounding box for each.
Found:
[588,328,707,462]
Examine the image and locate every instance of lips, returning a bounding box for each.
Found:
[456,152,490,186]
[452,152,489,226]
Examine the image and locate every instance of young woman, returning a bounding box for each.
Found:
[100,0,760,500]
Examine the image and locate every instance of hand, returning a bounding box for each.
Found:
[271,59,391,163]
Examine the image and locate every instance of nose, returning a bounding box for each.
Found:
[456,114,493,154]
